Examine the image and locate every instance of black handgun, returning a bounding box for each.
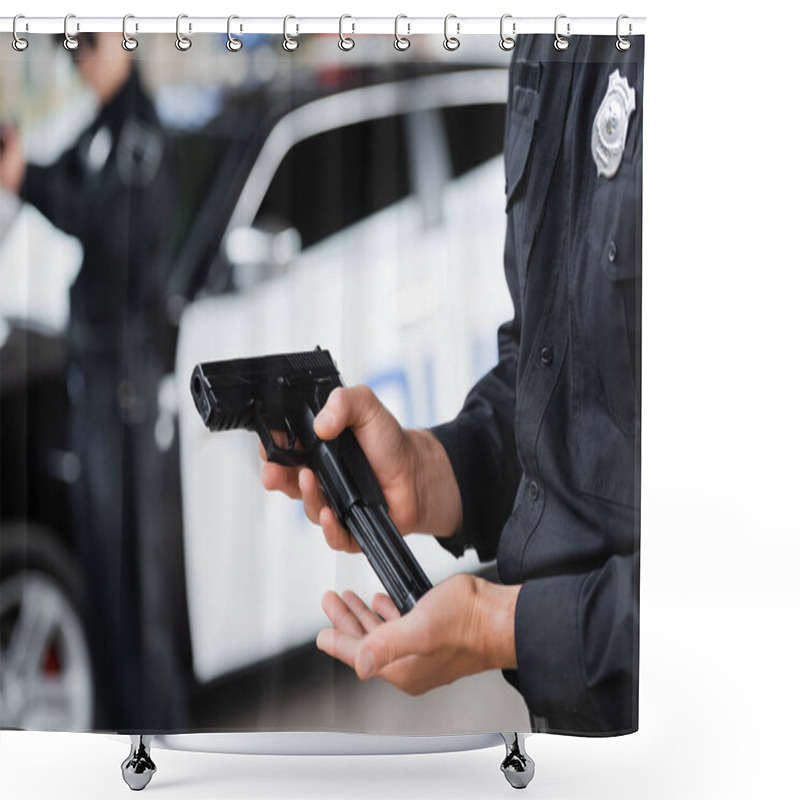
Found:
[190,348,432,615]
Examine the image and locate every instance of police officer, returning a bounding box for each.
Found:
[0,33,186,729]
[260,34,642,736]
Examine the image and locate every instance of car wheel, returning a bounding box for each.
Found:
[0,526,94,730]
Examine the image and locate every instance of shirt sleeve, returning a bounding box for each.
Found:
[507,552,639,734]
[430,210,523,562]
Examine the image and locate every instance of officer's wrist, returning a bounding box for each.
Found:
[475,579,520,671]
[409,428,462,537]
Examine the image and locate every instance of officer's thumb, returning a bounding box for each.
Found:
[355,615,419,679]
[314,385,381,441]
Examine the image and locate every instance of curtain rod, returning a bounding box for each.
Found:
[0,16,645,37]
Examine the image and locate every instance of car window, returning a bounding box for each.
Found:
[165,128,256,304]
[253,114,410,249]
[166,132,232,261]
[442,104,506,179]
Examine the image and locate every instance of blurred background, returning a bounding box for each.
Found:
[0,31,530,734]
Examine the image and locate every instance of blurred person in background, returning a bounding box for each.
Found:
[0,33,187,730]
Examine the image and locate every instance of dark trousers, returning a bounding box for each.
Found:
[68,350,189,731]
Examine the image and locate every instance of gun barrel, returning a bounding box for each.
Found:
[190,363,256,432]
[347,503,432,614]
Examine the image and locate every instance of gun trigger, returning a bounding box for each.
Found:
[284,417,297,451]
[254,414,306,468]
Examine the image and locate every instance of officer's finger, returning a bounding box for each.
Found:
[355,614,424,680]
[342,590,384,633]
[319,506,362,553]
[314,386,381,441]
[321,591,367,637]
[316,628,358,671]
[260,461,301,500]
[258,429,292,462]
[371,592,401,622]
[299,468,326,525]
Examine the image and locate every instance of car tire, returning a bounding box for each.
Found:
[0,524,94,730]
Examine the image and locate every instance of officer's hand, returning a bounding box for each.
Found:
[316,575,520,694]
[259,385,462,551]
[0,125,26,195]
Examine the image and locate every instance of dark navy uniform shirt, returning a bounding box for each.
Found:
[433,35,642,735]
[24,69,169,352]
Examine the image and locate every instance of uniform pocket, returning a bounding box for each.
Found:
[568,143,641,507]
[575,155,641,435]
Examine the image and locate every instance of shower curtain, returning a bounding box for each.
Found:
[0,25,642,743]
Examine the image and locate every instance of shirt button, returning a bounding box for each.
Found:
[541,346,553,366]
[608,240,618,262]
[529,480,540,500]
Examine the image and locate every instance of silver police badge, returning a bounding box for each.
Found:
[591,69,636,179]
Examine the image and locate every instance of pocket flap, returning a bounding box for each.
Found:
[504,88,538,210]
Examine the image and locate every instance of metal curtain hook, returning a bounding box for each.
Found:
[12,14,29,51]
[283,15,299,51]
[499,14,515,51]
[175,14,192,51]
[443,14,460,51]
[616,15,632,51]
[394,14,410,50]
[63,13,79,51]
[122,14,138,51]
[227,15,243,51]
[554,14,570,51]
[339,14,355,51]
